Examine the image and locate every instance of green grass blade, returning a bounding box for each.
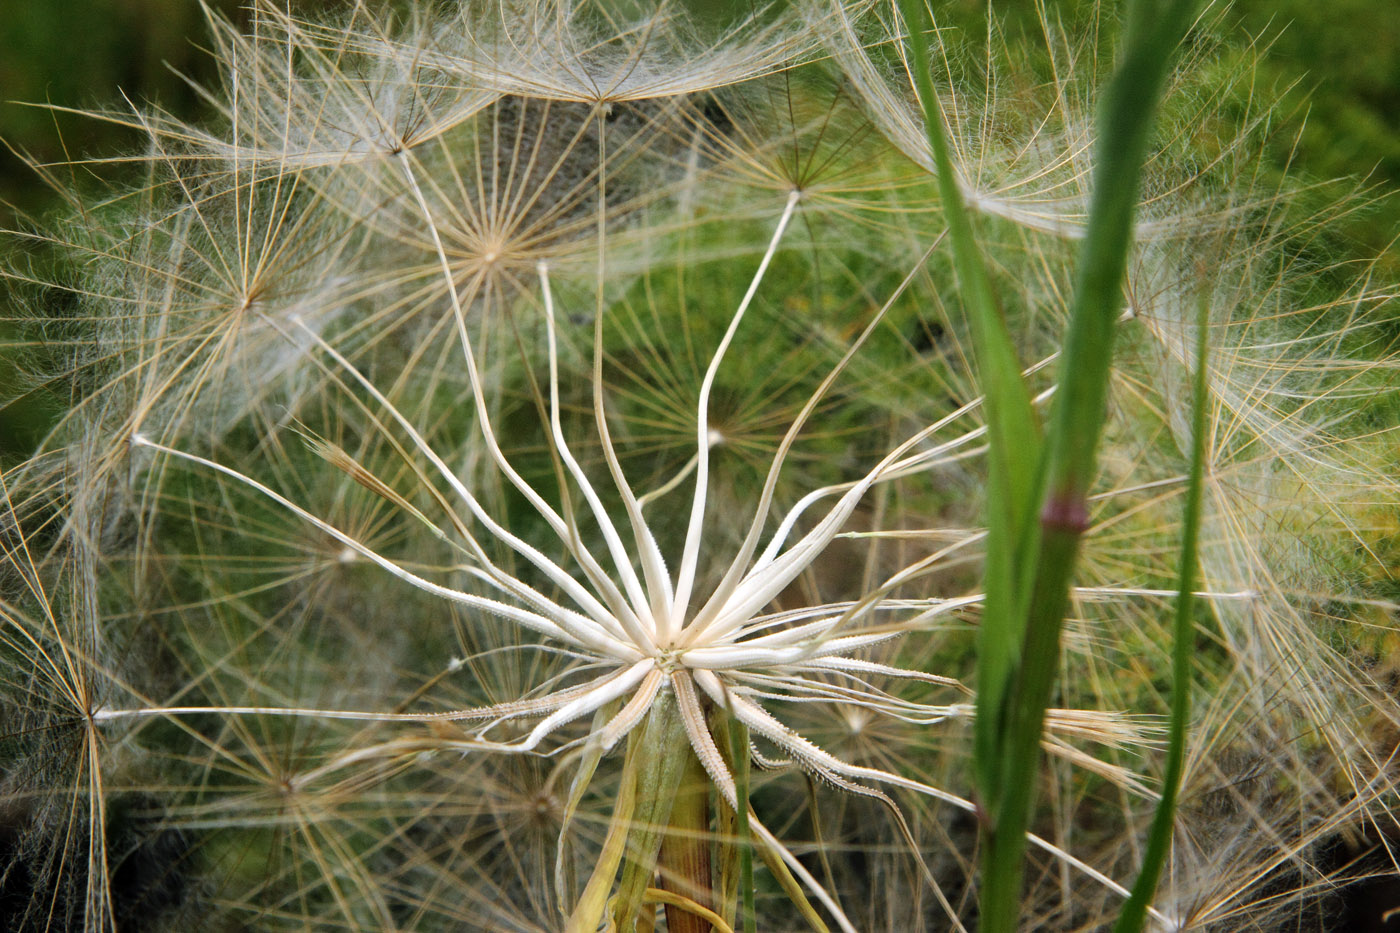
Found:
[1040,0,1202,513]
[1113,289,1211,933]
[727,718,757,933]
[976,0,1201,929]
[894,0,1041,502]
[895,0,1043,805]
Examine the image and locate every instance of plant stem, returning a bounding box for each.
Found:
[658,738,715,933]
[611,689,691,932]
[567,730,642,933]
[727,718,757,933]
[977,0,1200,927]
[1113,287,1211,933]
[893,0,1044,812]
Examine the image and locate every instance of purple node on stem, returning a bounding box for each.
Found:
[1040,494,1089,534]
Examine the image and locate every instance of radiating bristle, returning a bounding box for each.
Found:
[2,1,1396,930]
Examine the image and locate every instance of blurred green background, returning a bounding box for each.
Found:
[0,0,255,460]
[0,0,242,221]
[1,0,1395,229]
[0,0,1395,460]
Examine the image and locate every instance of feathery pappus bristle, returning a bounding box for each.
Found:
[2,1,1396,930]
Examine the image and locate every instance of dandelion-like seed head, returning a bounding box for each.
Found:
[4,0,1398,929]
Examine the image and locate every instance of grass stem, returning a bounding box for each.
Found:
[1113,287,1211,933]
[900,0,1200,926]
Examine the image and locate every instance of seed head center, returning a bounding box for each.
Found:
[653,645,689,674]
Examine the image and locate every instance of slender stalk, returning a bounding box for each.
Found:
[977,0,1199,928]
[613,689,691,932]
[727,719,757,933]
[567,732,642,933]
[643,889,734,933]
[657,740,715,933]
[1113,289,1211,933]
[894,0,1043,809]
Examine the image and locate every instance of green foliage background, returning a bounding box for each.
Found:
[0,2,1395,928]
[0,1,1394,227]
[3,0,1390,456]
